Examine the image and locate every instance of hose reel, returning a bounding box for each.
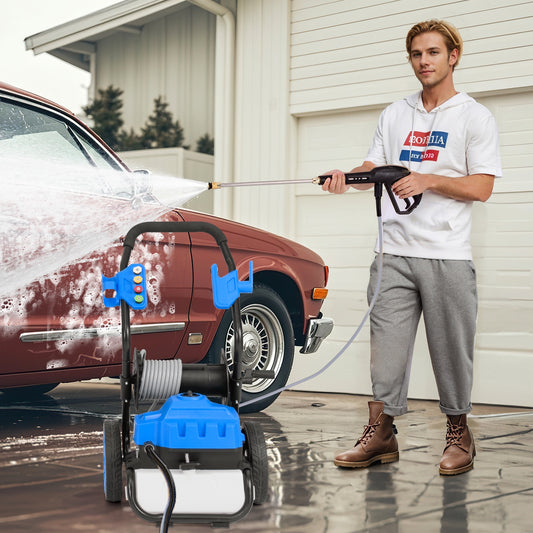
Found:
[133,349,230,408]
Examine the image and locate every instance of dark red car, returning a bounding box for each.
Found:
[0,82,333,411]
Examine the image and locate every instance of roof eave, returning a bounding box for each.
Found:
[24,0,190,67]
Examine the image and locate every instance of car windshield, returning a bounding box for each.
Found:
[0,98,142,198]
[0,100,118,169]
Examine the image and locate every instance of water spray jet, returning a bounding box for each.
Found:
[1,157,209,299]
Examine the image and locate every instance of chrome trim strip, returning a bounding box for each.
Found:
[19,322,186,343]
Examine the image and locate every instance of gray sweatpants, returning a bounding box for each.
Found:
[367,254,477,417]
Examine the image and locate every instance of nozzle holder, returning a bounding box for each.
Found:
[211,261,253,309]
[102,263,147,310]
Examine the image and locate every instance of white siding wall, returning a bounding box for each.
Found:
[230,0,294,237]
[95,6,216,150]
[283,1,533,406]
[290,0,533,115]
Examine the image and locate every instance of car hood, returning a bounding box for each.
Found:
[177,209,325,266]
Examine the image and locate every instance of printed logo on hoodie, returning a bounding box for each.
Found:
[400,130,449,163]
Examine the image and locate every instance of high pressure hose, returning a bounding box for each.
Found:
[240,214,385,409]
[209,168,418,409]
[131,176,391,409]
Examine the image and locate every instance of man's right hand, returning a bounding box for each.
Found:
[320,161,377,194]
[320,170,350,194]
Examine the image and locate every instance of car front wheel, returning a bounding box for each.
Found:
[207,283,294,413]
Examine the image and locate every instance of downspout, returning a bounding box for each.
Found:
[188,0,235,219]
[88,52,96,104]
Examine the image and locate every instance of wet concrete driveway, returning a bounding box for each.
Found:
[1,382,533,532]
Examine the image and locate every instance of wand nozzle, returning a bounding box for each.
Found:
[317,165,422,215]
[208,182,221,189]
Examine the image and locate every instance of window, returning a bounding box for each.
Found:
[0,100,118,170]
[0,98,142,199]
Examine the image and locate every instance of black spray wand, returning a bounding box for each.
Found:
[209,165,422,215]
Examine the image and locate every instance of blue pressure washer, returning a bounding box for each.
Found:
[101,221,271,531]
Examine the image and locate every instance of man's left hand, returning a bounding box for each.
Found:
[392,171,429,199]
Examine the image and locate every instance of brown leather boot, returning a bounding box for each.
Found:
[439,414,476,475]
[334,401,399,468]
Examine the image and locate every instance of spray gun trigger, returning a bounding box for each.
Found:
[383,183,422,215]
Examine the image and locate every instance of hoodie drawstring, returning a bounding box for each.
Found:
[408,92,440,172]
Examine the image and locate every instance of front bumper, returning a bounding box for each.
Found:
[299,316,334,354]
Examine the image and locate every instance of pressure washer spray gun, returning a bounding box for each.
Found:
[209,165,422,217]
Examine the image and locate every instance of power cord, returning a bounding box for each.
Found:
[145,443,176,533]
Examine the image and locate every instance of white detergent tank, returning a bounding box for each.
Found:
[132,468,247,515]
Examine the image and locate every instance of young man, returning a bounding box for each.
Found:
[322,20,501,475]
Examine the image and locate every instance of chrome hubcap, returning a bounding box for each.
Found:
[225,303,284,393]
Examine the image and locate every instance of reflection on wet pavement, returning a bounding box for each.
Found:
[1,382,532,532]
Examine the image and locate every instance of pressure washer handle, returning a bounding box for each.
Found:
[120,221,235,271]
[318,165,422,215]
[317,164,410,185]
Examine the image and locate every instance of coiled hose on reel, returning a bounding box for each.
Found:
[135,350,183,401]
[133,349,230,408]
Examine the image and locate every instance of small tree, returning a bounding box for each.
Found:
[195,133,214,155]
[117,128,144,151]
[82,85,124,151]
[141,96,189,149]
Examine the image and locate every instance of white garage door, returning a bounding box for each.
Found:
[289,90,533,408]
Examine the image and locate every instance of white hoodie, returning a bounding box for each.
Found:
[366,91,502,260]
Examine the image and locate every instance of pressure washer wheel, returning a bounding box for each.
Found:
[103,418,123,503]
[242,421,269,505]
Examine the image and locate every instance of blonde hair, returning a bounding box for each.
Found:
[406,20,463,69]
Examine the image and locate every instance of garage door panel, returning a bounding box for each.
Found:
[292,91,533,407]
